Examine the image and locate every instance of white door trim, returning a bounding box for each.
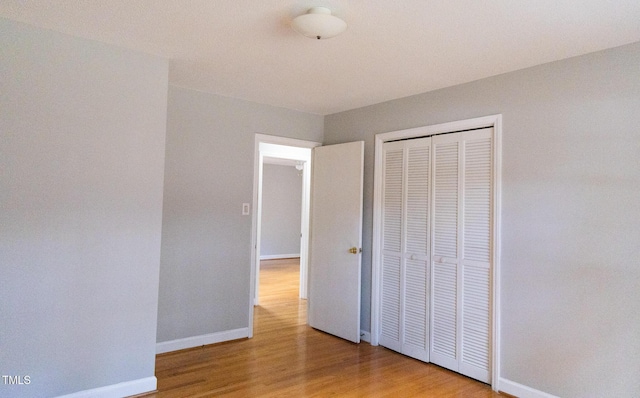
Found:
[250,134,321,338]
[371,115,502,390]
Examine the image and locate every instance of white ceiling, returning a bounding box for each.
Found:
[2,1,639,115]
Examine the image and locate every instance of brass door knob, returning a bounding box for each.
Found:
[349,247,361,254]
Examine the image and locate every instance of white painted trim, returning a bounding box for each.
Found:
[370,133,384,347]
[254,154,264,309]
[371,115,502,389]
[373,114,500,143]
[260,254,301,260]
[251,134,321,338]
[299,159,312,300]
[156,328,249,354]
[492,115,503,391]
[260,142,312,160]
[55,377,156,398]
[498,378,559,398]
[254,134,321,149]
[360,330,371,343]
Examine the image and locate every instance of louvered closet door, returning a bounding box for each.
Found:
[430,133,460,372]
[430,128,493,384]
[403,139,431,361]
[379,138,431,362]
[379,141,404,353]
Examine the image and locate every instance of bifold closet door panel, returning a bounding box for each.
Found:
[430,134,461,371]
[379,138,431,361]
[459,129,492,383]
[379,143,404,352]
[430,129,493,383]
[402,140,431,361]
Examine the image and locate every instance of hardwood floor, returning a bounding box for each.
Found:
[146,258,504,397]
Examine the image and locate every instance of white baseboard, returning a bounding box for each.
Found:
[156,327,249,354]
[56,376,156,398]
[498,377,559,398]
[360,330,371,343]
[260,254,300,260]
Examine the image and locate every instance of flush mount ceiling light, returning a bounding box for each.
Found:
[291,7,347,40]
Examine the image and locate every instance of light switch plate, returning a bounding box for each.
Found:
[242,203,250,215]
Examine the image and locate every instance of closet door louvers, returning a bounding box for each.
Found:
[379,142,404,353]
[403,140,431,361]
[430,135,460,371]
[459,129,492,383]
[430,129,493,384]
[378,127,493,384]
[379,138,431,362]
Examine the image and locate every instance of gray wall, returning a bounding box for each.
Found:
[0,18,168,397]
[157,86,323,343]
[325,42,640,397]
[3,12,637,398]
[261,164,302,257]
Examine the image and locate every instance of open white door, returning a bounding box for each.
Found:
[308,141,364,343]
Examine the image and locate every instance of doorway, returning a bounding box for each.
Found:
[249,134,321,337]
[256,257,307,333]
[260,160,304,263]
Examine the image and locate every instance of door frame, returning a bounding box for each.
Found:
[249,134,321,338]
[370,115,502,390]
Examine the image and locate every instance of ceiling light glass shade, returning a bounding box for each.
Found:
[292,7,347,40]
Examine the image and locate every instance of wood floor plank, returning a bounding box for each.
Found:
[143,258,504,397]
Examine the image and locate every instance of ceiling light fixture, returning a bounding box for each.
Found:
[291,7,347,40]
